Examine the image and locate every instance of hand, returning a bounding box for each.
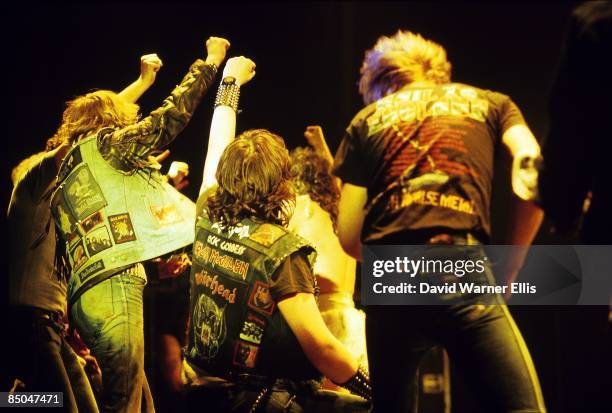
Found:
[206,37,230,67]
[304,125,327,152]
[304,125,334,165]
[83,354,102,377]
[157,253,192,279]
[147,149,171,170]
[168,161,190,190]
[222,56,256,86]
[512,151,542,201]
[139,53,163,87]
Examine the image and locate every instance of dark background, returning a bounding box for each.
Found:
[8,2,607,412]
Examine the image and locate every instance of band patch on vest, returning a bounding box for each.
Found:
[233,340,259,369]
[69,240,88,272]
[64,164,107,220]
[150,204,181,226]
[108,213,137,244]
[193,240,250,281]
[193,269,245,305]
[52,192,80,243]
[81,211,104,233]
[78,260,105,283]
[192,294,227,360]
[85,226,112,256]
[239,314,266,345]
[248,224,286,247]
[58,146,82,182]
[248,281,275,316]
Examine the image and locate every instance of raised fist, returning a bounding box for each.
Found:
[140,53,163,87]
[222,56,256,86]
[206,37,231,67]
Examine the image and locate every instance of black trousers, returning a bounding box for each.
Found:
[366,302,546,413]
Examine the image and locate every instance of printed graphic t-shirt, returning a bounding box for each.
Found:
[333,83,525,243]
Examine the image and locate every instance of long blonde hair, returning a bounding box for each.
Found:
[47,90,139,149]
[359,30,452,105]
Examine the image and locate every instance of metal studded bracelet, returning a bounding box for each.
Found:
[335,364,372,401]
[214,79,241,113]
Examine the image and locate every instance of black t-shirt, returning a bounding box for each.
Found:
[334,83,525,243]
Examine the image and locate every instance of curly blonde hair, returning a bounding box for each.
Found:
[359,30,452,105]
[47,90,139,149]
[206,129,296,228]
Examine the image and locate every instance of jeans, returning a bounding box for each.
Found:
[365,235,546,412]
[71,273,154,412]
[184,379,372,413]
[7,307,99,413]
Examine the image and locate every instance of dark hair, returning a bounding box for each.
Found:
[206,129,295,228]
[290,146,340,232]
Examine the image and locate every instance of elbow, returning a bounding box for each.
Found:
[339,233,362,261]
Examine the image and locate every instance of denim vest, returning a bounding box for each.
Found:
[50,134,196,301]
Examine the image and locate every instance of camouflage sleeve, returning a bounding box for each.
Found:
[99,60,218,170]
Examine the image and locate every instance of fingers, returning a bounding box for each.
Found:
[141,53,163,70]
[154,149,170,163]
[168,161,189,179]
[207,36,231,51]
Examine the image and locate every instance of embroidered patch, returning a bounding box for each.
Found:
[69,240,88,272]
[233,340,259,369]
[63,164,107,220]
[108,213,137,244]
[239,314,266,345]
[52,191,79,241]
[81,211,104,233]
[247,281,275,316]
[150,204,181,226]
[78,259,105,283]
[248,224,286,247]
[85,226,113,257]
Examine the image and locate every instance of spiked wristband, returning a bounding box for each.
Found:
[215,76,240,112]
[335,364,372,401]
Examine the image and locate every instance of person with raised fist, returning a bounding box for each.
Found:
[48,36,230,412]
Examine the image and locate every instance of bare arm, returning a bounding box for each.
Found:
[278,293,357,383]
[199,57,256,195]
[501,124,544,244]
[118,54,163,103]
[337,183,368,261]
[502,124,541,201]
[304,125,334,166]
[500,124,545,294]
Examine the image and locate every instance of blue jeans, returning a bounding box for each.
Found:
[71,273,154,412]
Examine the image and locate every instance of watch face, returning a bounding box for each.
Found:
[223,76,236,84]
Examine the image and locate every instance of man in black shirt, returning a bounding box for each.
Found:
[334,30,546,412]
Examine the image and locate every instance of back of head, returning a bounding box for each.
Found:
[359,30,452,105]
[49,90,139,148]
[290,146,340,231]
[206,129,295,228]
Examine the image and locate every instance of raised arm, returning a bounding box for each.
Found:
[199,56,256,195]
[118,54,163,103]
[103,37,230,164]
